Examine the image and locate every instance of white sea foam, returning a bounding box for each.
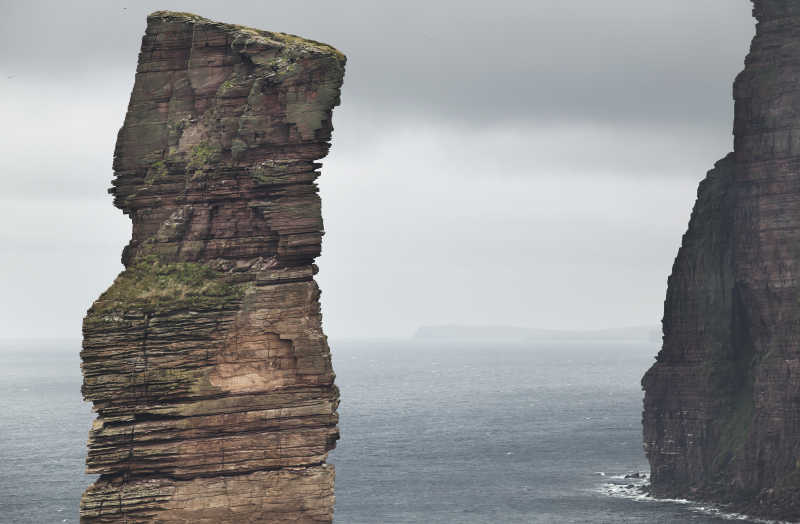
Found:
[597,472,794,523]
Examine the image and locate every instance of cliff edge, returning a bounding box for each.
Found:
[643,1,800,519]
[79,12,344,522]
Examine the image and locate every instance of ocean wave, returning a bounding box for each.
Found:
[596,472,792,523]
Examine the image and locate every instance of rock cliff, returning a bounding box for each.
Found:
[79,12,344,523]
[642,1,800,519]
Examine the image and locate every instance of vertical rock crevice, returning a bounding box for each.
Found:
[643,1,800,519]
[80,11,344,523]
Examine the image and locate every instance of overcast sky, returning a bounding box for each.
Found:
[0,1,755,340]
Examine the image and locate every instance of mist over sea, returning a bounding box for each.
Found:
[0,338,758,523]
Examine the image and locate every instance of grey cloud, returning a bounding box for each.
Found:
[1,1,753,125]
[0,1,759,339]
[317,150,699,337]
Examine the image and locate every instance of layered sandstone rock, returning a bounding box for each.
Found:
[642,1,800,519]
[80,11,344,522]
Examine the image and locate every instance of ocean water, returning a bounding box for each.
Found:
[0,338,770,523]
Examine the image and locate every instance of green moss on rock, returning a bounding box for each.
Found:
[185,142,222,180]
[711,387,754,473]
[187,143,221,171]
[144,160,169,184]
[88,256,243,316]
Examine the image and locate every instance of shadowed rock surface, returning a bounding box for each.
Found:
[79,11,344,523]
[642,0,800,519]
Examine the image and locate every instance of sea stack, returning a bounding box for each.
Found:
[643,0,800,519]
[79,12,344,522]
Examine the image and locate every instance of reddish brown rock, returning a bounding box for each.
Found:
[642,1,800,519]
[79,11,345,523]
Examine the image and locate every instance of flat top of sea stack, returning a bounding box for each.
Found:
[147,10,346,63]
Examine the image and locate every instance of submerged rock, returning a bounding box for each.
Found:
[79,11,345,523]
[643,1,800,520]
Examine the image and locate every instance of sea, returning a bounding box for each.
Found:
[0,338,782,523]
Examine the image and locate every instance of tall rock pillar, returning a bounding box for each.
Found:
[79,11,345,522]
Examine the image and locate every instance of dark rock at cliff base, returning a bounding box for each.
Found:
[642,1,800,520]
[79,11,345,523]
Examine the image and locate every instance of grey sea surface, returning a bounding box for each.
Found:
[0,338,763,523]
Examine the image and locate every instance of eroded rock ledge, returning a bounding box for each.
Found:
[80,11,344,523]
[643,1,800,519]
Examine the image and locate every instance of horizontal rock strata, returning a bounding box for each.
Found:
[642,0,800,519]
[80,11,345,523]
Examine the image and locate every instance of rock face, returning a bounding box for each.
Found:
[642,1,800,519]
[79,12,344,523]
